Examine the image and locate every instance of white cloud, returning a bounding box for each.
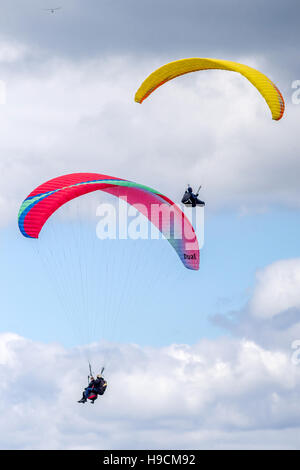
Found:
[0,42,28,63]
[212,257,300,352]
[0,333,300,449]
[250,259,300,319]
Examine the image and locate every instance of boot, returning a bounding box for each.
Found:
[78,397,87,403]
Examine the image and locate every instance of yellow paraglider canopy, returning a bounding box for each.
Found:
[135,58,285,121]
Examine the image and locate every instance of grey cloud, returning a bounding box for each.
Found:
[213,307,300,352]
[0,1,298,78]
[212,263,300,352]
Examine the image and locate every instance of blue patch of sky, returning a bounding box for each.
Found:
[1,206,300,348]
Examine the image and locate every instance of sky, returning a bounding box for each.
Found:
[0,0,300,450]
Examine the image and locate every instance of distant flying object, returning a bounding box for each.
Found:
[44,7,61,13]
